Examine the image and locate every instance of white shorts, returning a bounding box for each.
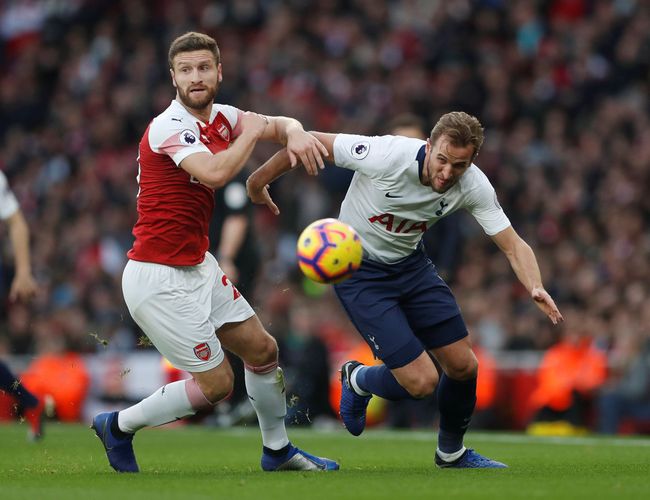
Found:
[122,252,255,373]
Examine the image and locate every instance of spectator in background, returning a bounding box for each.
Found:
[278,296,334,426]
[0,170,42,439]
[527,307,607,435]
[597,330,650,434]
[20,332,90,422]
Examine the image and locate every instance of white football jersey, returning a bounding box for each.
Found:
[333,134,511,263]
[0,171,19,220]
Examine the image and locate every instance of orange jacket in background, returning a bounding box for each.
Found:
[20,352,90,421]
[530,338,607,412]
[474,345,497,411]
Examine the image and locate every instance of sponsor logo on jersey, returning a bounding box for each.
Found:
[193,343,211,361]
[368,213,428,233]
[385,192,402,198]
[351,141,370,159]
[216,122,230,141]
[180,130,198,145]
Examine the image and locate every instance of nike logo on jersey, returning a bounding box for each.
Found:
[171,118,182,122]
[385,192,402,198]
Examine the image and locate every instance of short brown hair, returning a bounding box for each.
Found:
[168,32,220,69]
[430,111,484,159]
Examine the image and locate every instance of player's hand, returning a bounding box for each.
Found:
[246,179,279,215]
[285,129,328,175]
[531,287,563,325]
[9,272,37,302]
[239,112,269,140]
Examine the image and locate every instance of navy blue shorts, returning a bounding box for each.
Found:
[334,246,468,369]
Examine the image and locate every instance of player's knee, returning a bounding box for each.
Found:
[404,372,438,399]
[199,369,234,404]
[245,332,278,367]
[446,355,479,381]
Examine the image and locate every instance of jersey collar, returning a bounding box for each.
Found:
[416,144,426,178]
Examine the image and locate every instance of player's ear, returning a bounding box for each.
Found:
[170,68,177,88]
[217,63,223,83]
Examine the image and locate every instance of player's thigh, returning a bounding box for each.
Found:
[429,336,478,380]
[334,278,423,369]
[208,252,256,332]
[216,315,277,367]
[122,258,225,373]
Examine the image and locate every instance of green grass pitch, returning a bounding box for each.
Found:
[1,423,648,499]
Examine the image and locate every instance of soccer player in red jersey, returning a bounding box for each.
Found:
[91,32,338,473]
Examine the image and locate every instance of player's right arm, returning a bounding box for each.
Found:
[246,132,339,214]
[180,112,269,188]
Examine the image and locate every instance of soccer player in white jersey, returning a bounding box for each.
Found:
[0,171,42,440]
[91,32,338,473]
[247,111,564,468]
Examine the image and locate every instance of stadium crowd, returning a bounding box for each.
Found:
[0,0,648,433]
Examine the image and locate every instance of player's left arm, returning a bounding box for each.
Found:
[246,132,338,214]
[491,226,563,325]
[6,209,37,302]
[255,116,329,173]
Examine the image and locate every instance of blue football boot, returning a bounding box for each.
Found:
[91,411,139,473]
[261,444,339,471]
[339,361,372,436]
[435,448,508,469]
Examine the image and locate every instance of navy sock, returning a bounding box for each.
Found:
[111,412,132,439]
[0,361,38,408]
[355,365,413,401]
[263,443,291,456]
[437,374,476,453]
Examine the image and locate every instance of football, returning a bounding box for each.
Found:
[297,218,363,284]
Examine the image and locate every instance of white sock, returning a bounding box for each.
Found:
[245,367,289,450]
[350,366,371,396]
[436,446,467,462]
[118,380,197,433]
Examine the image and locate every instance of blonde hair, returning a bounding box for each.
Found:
[430,111,484,159]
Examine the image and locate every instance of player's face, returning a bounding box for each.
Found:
[421,135,474,193]
[171,50,221,111]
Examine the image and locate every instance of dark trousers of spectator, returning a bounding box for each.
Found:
[597,391,650,434]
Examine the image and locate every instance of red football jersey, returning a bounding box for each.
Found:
[128,100,242,266]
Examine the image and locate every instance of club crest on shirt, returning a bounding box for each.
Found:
[351,141,370,159]
[216,122,230,141]
[180,130,198,145]
[193,343,211,361]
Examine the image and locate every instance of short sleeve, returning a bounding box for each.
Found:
[0,171,19,220]
[148,116,211,166]
[466,181,511,236]
[333,134,396,177]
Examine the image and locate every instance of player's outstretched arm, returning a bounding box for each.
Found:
[491,226,564,325]
[247,132,338,214]
[246,149,291,215]
[6,209,37,302]
[259,118,329,174]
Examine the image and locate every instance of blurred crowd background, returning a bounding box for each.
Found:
[0,0,649,434]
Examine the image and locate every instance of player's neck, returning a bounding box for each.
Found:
[175,98,212,125]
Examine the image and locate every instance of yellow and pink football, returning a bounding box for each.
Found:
[297,218,363,284]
